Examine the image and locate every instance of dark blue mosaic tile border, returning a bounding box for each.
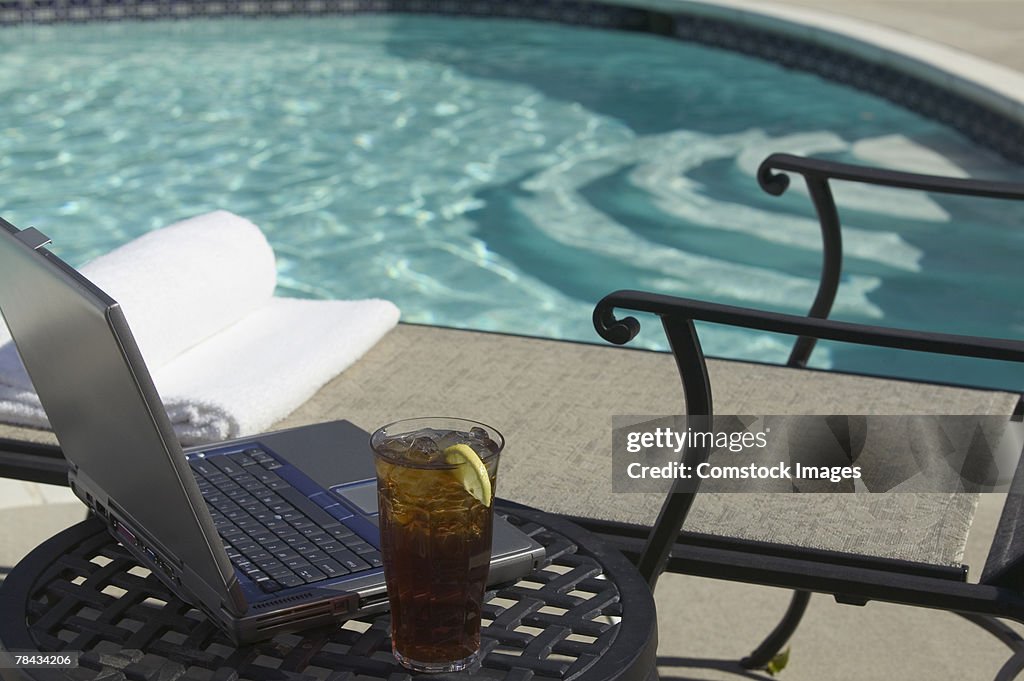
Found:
[0,0,658,29]
[1,0,1021,163]
[672,13,1024,164]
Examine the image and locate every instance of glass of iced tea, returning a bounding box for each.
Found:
[370,417,503,673]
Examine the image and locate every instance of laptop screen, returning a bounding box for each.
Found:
[0,218,241,612]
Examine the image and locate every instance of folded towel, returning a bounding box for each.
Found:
[0,211,400,444]
[0,211,277,389]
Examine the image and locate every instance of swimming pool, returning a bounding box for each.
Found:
[1,14,1022,390]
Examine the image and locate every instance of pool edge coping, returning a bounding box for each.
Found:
[600,0,1024,128]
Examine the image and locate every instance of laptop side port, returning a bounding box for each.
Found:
[358,592,389,610]
[253,603,335,630]
[112,517,137,546]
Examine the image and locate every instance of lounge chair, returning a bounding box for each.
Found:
[586,153,1024,679]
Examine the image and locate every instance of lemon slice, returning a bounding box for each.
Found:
[444,443,492,507]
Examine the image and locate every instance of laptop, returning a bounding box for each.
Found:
[0,216,545,644]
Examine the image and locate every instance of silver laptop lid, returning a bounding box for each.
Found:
[0,218,245,617]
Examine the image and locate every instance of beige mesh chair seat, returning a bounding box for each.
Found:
[264,323,1010,569]
[0,322,997,571]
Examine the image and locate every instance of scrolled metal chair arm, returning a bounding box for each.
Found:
[756,160,791,196]
[592,304,641,346]
[758,153,1024,199]
[595,289,1024,363]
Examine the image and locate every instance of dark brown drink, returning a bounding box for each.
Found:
[371,419,502,673]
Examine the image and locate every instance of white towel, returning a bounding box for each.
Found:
[0,211,400,444]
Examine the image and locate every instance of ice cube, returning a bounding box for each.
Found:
[378,436,412,455]
[432,429,465,451]
[411,436,440,456]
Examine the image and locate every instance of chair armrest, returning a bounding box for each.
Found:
[756,153,1024,368]
[595,289,1024,362]
[759,153,1024,200]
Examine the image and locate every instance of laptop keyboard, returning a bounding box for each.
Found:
[189,447,382,593]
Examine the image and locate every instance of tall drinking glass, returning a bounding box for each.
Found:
[370,417,503,673]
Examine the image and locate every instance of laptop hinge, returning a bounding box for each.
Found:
[15,227,52,250]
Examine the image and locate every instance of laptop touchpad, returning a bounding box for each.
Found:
[333,482,379,515]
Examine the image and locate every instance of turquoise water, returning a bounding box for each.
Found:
[1,15,1022,390]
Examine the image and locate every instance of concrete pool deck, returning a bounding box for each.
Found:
[1,2,1023,679]
[768,0,1024,73]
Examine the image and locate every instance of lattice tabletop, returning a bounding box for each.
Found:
[0,504,657,681]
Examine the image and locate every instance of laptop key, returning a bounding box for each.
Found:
[255,470,283,484]
[220,526,244,540]
[276,526,301,539]
[246,447,271,460]
[327,526,356,540]
[248,531,277,546]
[257,557,286,571]
[234,495,260,508]
[276,574,305,588]
[239,478,264,491]
[294,566,327,583]
[234,540,260,554]
[362,551,383,568]
[257,578,282,593]
[275,487,344,530]
[300,527,329,540]
[330,549,370,572]
[205,472,230,486]
[235,517,263,532]
[190,460,218,477]
[266,565,294,580]
[264,519,290,532]
[348,541,377,555]
[210,458,244,477]
[229,452,260,467]
[291,542,316,555]
[314,559,348,578]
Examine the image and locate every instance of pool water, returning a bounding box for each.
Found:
[1,15,1022,390]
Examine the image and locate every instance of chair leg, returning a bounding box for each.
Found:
[740,590,812,670]
[995,649,1024,681]
[959,613,1024,652]
[956,613,1024,681]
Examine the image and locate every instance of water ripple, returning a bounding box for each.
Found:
[1,15,1021,386]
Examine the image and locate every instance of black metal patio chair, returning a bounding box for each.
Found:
[588,154,1024,679]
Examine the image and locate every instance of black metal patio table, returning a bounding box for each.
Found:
[0,503,658,681]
